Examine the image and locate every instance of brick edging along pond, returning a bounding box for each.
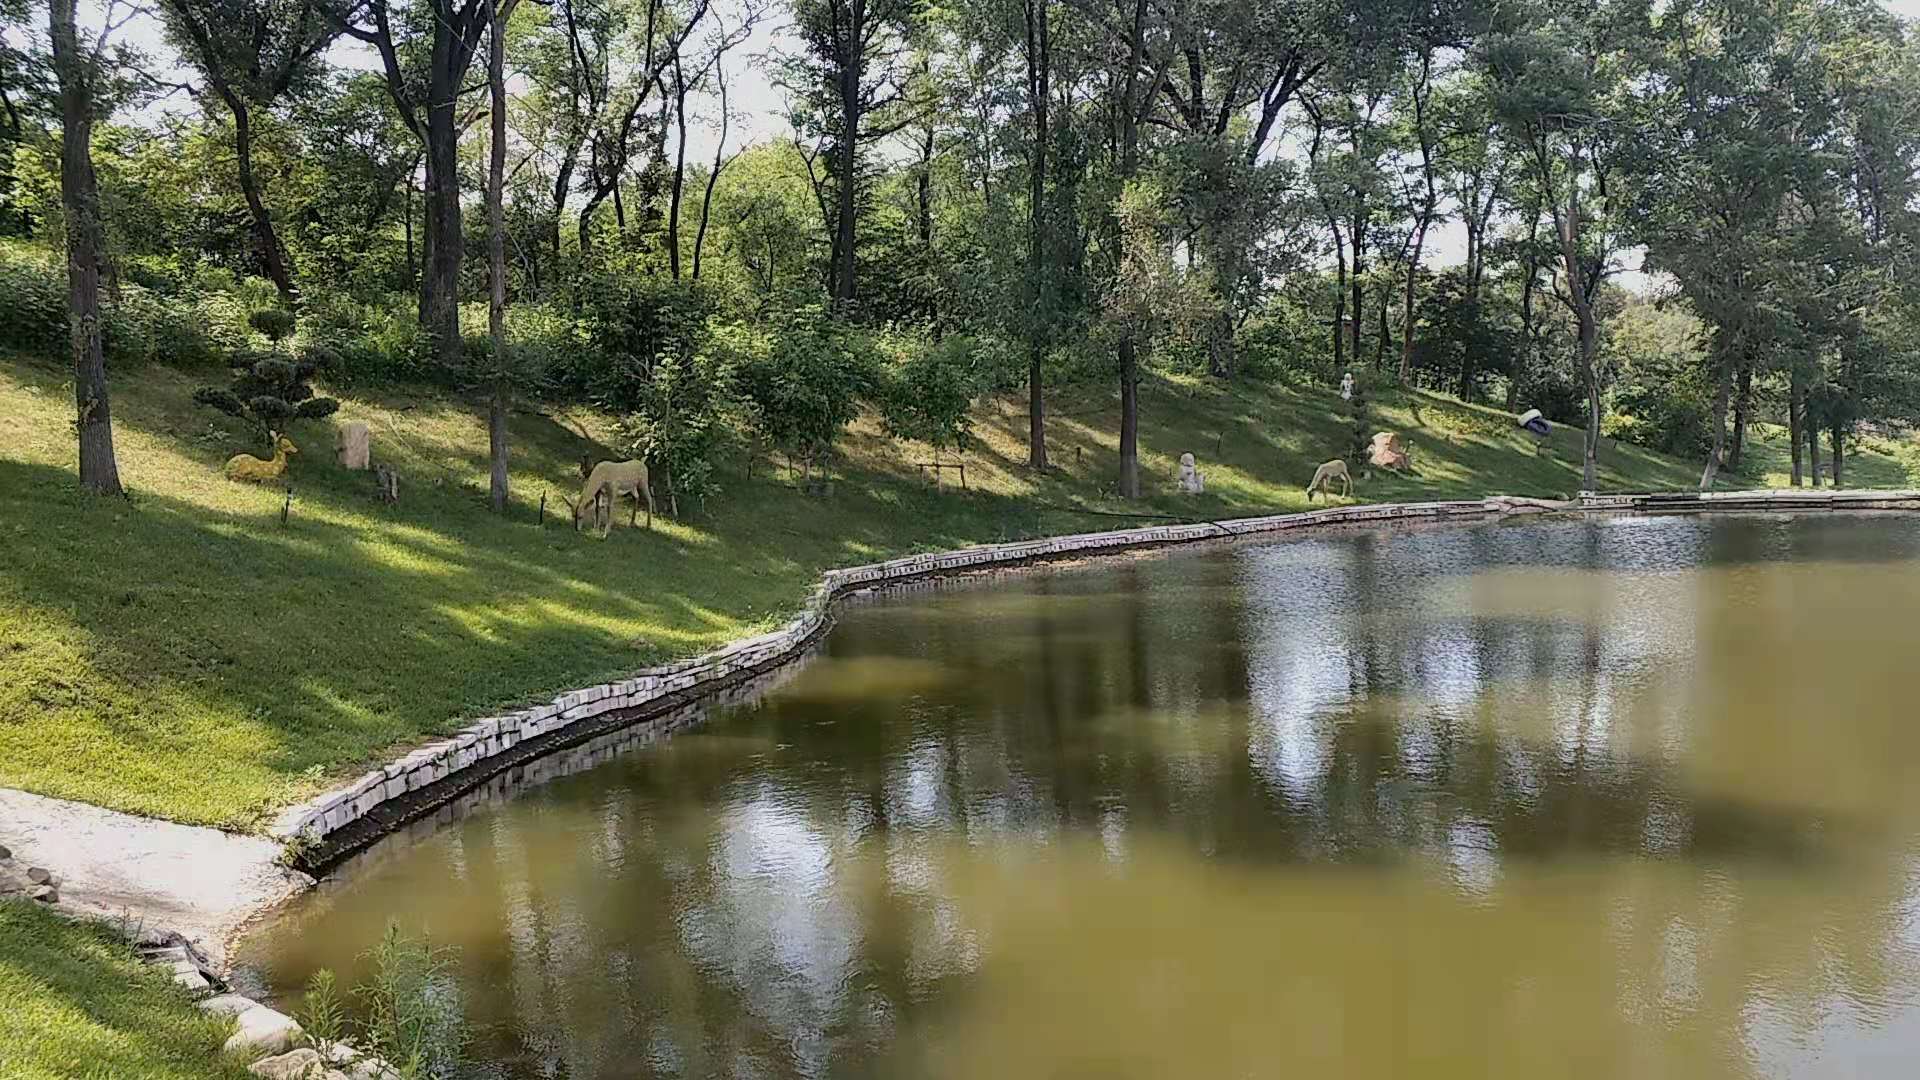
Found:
[272,488,1920,871]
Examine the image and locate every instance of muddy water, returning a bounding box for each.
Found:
[238,514,1920,1079]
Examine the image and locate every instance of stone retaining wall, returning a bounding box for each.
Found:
[272,489,1910,858]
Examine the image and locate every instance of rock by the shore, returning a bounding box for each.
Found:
[197,993,258,1018]
[0,848,60,903]
[223,1003,305,1056]
[247,1047,321,1079]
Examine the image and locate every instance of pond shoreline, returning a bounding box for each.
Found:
[9,487,1918,975]
[273,486,1920,881]
[270,494,1575,877]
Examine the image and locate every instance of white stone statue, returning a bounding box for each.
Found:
[337,421,371,471]
[1178,452,1205,494]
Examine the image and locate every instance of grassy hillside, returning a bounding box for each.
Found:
[2,351,1907,829]
[0,901,252,1080]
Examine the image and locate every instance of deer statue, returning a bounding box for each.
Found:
[1305,458,1352,502]
[225,432,298,483]
[564,459,655,533]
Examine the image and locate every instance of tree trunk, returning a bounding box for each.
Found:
[225,95,297,306]
[1398,223,1424,384]
[693,69,730,281]
[51,0,121,495]
[1330,221,1346,371]
[1349,215,1365,364]
[1374,293,1389,366]
[915,126,933,250]
[486,0,509,513]
[1112,0,1149,499]
[1788,367,1803,486]
[422,45,464,366]
[404,177,416,283]
[832,127,858,307]
[1024,0,1050,471]
[667,57,688,281]
[1579,308,1600,492]
[1118,340,1139,498]
[1727,361,1751,471]
[1831,421,1845,488]
[1807,410,1823,488]
[1700,363,1728,490]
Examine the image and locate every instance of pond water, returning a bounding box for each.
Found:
[238,513,1920,1080]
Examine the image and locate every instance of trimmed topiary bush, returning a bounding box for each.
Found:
[249,308,298,344]
[194,347,339,439]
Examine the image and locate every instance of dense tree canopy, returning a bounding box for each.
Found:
[7,0,1920,496]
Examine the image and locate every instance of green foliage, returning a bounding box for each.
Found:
[1604,298,1714,457]
[194,345,338,436]
[877,334,989,453]
[573,267,713,408]
[1344,368,1372,466]
[733,310,879,466]
[302,925,465,1080]
[612,344,738,506]
[249,308,297,342]
[0,246,223,368]
[296,967,348,1052]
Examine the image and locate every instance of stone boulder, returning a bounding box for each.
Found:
[249,1048,322,1080]
[224,1003,305,1056]
[0,855,57,902]
[1369,431,1410,471]
[337,422,371,471]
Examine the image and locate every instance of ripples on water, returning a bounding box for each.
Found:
[240,514,1920,1079]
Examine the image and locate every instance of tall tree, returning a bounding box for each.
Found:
[1023,0,1051,468]
[1486,0,1636,492]
[664,1,761,280]
[1086,0,1171,498]
[486,0,509,512]
[50,0,123,494]
[1153,0,1329,376]
[337,0,520,364]
[782,0,926,307]
[158,0,341,305]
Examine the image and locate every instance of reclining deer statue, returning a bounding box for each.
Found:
[1305,458,1352,502]
[225,431,297,483]
[564,459,655,533]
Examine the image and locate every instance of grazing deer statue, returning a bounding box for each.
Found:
[1305,458,1352,502]
[226,432,297,483]
[564,459,655,533]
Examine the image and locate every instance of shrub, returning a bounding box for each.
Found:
[734,309,879,468]
[249,308,298,343]
[0,253,69,357]
[613,345,739,510]
[301,925,466,1080]
[194,347,339,438]
[877,334,986,453]
[572,269,712,405]
[0,249,225,369]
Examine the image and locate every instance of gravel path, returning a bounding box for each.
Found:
[0,787,310,967]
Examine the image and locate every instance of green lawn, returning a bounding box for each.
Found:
[0,901,251,1080]
[2,351,1912,830]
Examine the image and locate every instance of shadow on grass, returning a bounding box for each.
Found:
[0,901,250,1080]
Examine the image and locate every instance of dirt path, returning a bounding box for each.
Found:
[0,787,309,967]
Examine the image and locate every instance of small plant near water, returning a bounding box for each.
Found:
[297,924,466,1080]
